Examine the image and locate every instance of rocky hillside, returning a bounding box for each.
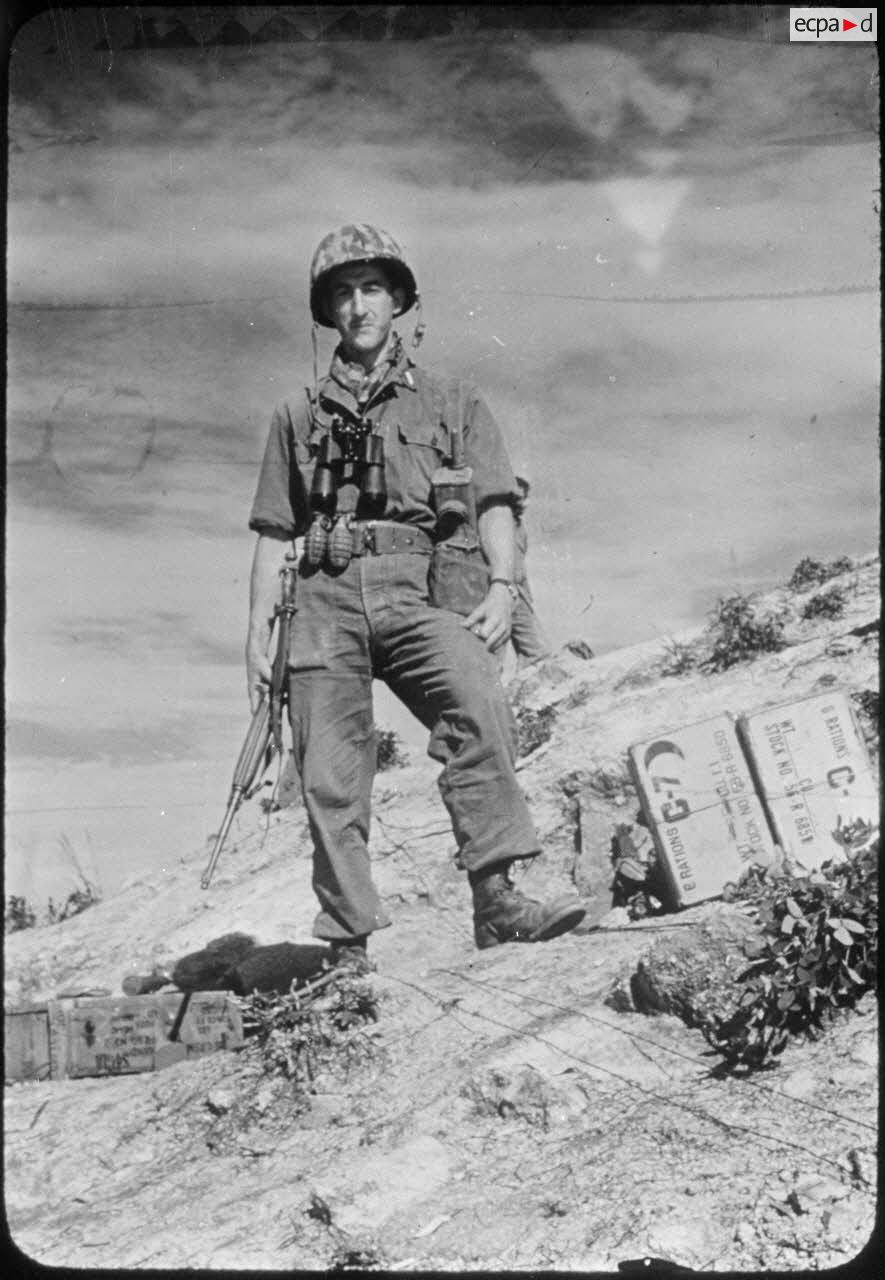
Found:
[5,555,878,1272]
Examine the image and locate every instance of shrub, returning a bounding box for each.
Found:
[851,689,879,743]
[516,704,556,756]
[46,877,101,925]
[701,845,878,1073]
[801,585,846,620]
[374,728,408,770]
[5,877,101,932]
[789,555,853,591]
[828,554,854,577]
[702,594,788,672]
[659,637,698,677]
[240,971,380,1091]
[5,895,37,933]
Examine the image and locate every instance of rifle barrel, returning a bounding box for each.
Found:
[232,693,272,790]
[200,787,244,889]
[200,696,272,890]
[202,553,297,889]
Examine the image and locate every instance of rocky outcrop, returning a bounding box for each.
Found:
[626,904,767,1026]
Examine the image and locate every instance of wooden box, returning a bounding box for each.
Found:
[737,691,879,869]
[629,714,778,907]
[4,991,243,1082]
[4,1005,52,1082]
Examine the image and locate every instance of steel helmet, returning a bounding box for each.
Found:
[309,223,418,327]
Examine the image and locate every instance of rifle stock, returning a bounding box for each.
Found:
[200,554,298,890]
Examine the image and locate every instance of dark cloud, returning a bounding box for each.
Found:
[12,9,872,194]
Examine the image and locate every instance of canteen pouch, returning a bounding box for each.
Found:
[427,379,489,616]
[428,538,490,616]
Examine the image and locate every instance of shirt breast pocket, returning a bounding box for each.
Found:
[291,436,316,526]
[391,419,447,505]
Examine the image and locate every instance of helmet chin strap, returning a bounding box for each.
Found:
[311,320,320,402]
[411,292,426,350]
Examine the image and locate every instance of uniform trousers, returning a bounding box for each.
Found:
[286,549,541,941]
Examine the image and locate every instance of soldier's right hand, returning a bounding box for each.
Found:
[246,647,272,713]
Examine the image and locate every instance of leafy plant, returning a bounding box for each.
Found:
[789,555,853,591]
[851,688,879,735]
[516,704,556,756]
[5,872,101,932]
[701,594,788,672]
[374,728,408,771]
[46,876,101,925]
[240,971,380,1092]
[5,895,37,933]
[849,688,879,767]
[329,1245,386,1272]
[701,845,878,1073]
[801,585,846,620]
[659,636,698,677]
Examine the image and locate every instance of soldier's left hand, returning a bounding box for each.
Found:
[463,583,513,651]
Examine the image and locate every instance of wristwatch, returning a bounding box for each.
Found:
[490,577,519,604]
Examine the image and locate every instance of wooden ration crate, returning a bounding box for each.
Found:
[4,1005,52,1083]
[5,991,244,1082]
[629,714,778,907]
[737,691,879,870]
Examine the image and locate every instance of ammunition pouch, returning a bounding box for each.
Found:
[428,530,490,617]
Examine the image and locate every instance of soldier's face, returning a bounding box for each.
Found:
[328,264,404,365]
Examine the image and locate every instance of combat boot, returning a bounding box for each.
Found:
[469,861,586,950]
[328,935,374,975]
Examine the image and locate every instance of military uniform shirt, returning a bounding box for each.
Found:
[249,343,521,537]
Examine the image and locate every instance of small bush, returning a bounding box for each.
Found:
[5,878,101,932]
[240,971,380,1093]
[5,895,37,933]
[374,728,408,771]
[516,705,556,756]
[828,554,854,577]
[46,878,101,925]
[702,594,788,672]
[851,689,879,759]
[801,585,846,620]
[660,637,698,677]
[701,845,878,1073]
[789,555,853,591]
[329,1245,386,1272]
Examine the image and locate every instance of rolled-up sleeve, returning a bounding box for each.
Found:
[248,404,300,535]
[462,385,521,514]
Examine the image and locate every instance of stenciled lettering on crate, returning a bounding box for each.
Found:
[629,713,777,908]
[738,691,878,869]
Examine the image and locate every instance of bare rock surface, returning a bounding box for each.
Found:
[5,556,878,1271]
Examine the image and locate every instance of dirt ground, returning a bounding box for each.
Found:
[4,558,878,1272]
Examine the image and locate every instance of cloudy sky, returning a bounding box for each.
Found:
[5,5,879,901]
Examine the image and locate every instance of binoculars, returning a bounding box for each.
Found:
[305,420,386,567]
[309,428,386,518]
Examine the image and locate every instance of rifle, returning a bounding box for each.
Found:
[200,553,299,890]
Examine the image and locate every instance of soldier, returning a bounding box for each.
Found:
[246,224,585,969]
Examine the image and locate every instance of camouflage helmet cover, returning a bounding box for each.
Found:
[309,223,418,327]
